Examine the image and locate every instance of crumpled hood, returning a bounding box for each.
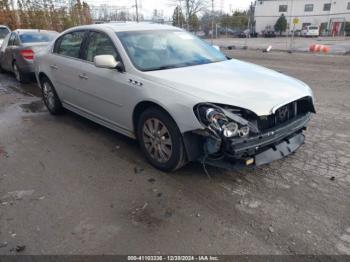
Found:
[144,59,314,116]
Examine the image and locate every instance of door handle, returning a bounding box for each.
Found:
[50,65,58,70]
[78,73,88,80]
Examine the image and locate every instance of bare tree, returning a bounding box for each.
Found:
[2,0,92,31]
[170,0,208,30]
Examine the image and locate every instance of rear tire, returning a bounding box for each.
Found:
[13,62,29,83]
[40,77,64,115]
[137,107,187,172]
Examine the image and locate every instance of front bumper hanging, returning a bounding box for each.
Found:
[254,132,304,166]
[201,113,311,169]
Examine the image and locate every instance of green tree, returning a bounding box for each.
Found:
[189,14,199,32]
[172,6,185,28]
[220,14,231,29]
[274,14,287,35]
[230,11,248,30]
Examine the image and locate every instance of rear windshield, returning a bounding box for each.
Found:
[309,27,318,30]
[19,32,57,43]
[0,28,10,38]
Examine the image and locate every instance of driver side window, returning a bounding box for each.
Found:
[84,31,119,62]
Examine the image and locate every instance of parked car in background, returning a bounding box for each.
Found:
[0,25,11,47]
[34,23,315,172]
[293,30,302,37]
[0,29,58,83]
[239,29,259,38]
[301,25,319,37]
[219,28,237,37]
[250,31,258,38]
[263,30,276,38]
[237,29,247,38]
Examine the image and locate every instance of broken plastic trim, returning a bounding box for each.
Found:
[193,102,260,137]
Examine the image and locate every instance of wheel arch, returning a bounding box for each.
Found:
[11,58,17,70]
[38,72,48,80]
[132,100,203,162]
[38,72,50,86]
[132,101,178,135]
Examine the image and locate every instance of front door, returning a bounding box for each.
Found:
[76,31,133,132]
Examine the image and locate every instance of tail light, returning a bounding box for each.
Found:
[20,49,34,60]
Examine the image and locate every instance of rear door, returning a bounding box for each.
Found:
[50,30,87,105]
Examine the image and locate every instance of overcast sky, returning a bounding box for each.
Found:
[141,0,252,18]
[87,0,252,19]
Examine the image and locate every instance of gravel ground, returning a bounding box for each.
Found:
[0,50,349,255]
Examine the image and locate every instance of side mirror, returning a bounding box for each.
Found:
[212,45,220,51]
[94,55,123,71]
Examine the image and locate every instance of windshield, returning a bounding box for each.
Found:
[116,30,227,71]
[19,32,57,43]
[0,28,10,39]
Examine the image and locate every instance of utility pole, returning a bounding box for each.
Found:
[179,0,182,28]
[211,0,214,44]
[186,0,190,31]
[327,0,332,36]
[289,0,295,52]
[135,0,139,22]
[245,7,251,48]
[289,0,294,36]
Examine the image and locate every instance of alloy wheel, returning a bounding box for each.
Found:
[142,118,173,163]
[42,82,55,110]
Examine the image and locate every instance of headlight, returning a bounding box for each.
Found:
[222,122,239,137]
[195,105,252,138]
[205,108,227,131]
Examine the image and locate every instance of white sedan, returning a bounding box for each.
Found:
[34,23,315,171]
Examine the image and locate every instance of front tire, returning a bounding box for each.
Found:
[137,107,187,172]
[41,77,63,115]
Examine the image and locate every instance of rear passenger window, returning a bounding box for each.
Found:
[13,35,20,46]
[84,32,118,62]
[8,33,16,46]
[55,31,85,59]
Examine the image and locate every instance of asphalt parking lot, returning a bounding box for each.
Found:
[0,50,349,255]
[211,36,350,55]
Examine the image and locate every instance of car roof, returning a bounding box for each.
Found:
[14,29,58,34]
[68,22,181,33]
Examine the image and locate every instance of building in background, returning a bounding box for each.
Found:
[254,0,350,35]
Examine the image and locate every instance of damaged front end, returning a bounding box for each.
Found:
[184,97,315,169]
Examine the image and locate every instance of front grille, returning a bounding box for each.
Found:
[258,97,314,131]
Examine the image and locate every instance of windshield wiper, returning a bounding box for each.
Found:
[144,64,187,71]
[144,60,219,72]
